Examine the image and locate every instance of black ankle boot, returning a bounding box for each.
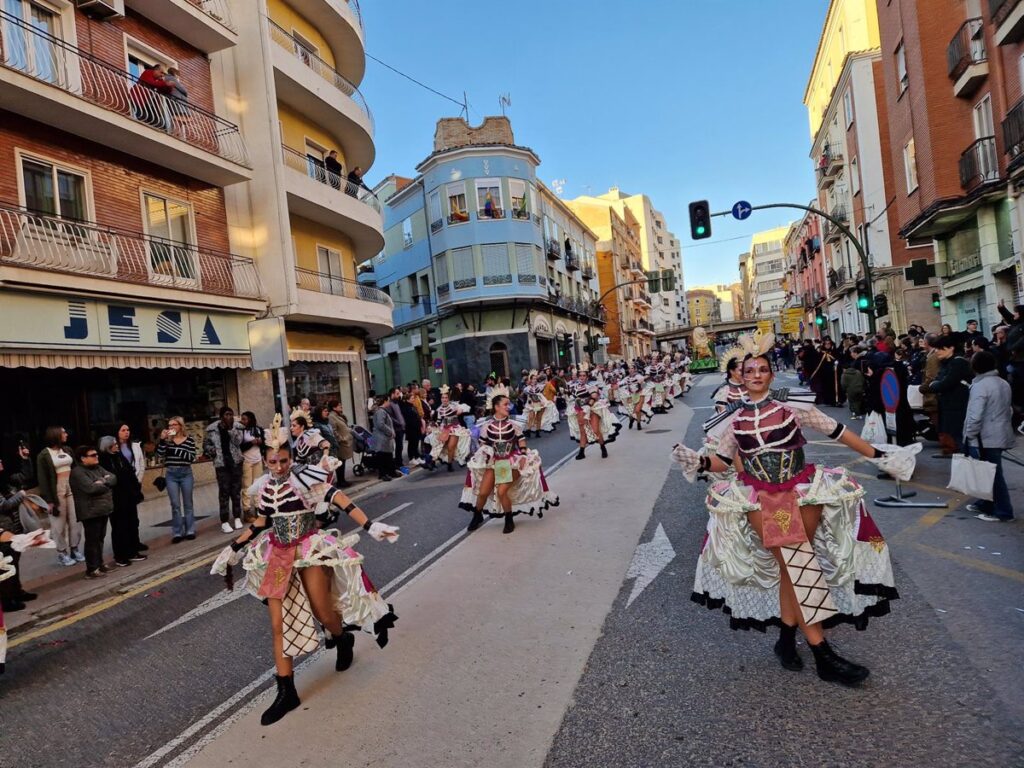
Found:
[773,624,803,672]
[467,507,484,532]
[331,631,355,671]
[502,512,515,534]
[636,420,642,431]
[261,674,300,726]
[575,447,586,460]
[447,461,454,472]
[600,444,608,459]
[810,640,869,685]
[628,416,634,430]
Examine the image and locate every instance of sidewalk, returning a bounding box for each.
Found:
[5,466,404,637]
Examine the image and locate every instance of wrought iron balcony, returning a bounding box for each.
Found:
[991,0,1024,42]
[281,145,381,212]
[948,18,989,97]
[0,9,248,168]
[545,238,561,261]
[565,255,580,272]
[186,0,236,31]
[295,266,392,306]
[1003,98,1024,169]
[0,203,262,300]
[581,265,595,281]
[959,136,1000,190]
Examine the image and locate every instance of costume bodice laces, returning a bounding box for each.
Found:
[481,417,520,457]
[732,399,806,455]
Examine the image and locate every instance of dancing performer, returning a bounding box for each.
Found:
[289,410,332,467]
[460,394,558,534]
[623,365,652,430]
[713,348,748,413]
[425,386,472,471]
[523,372,559,437]
[0,527,52,674]
[672,341,916,686]
[566,369,619,460]
[212,417,399,725]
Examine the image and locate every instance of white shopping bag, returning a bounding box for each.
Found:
[905,386,924,410]
[948,453,996,501]
[860,411,886,444]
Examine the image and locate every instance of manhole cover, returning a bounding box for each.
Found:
[645,429,671,434]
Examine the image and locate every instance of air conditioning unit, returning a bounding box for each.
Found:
[76,0,125,20]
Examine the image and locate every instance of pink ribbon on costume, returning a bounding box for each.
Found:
[257,544,295,600]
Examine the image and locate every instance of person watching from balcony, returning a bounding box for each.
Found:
[131,63,174,130]
[346,166,367,197]
[163,67,191,138]
[325,150,343,190]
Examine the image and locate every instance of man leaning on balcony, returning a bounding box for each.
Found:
[130,64,175,131]
[326,151,343,190]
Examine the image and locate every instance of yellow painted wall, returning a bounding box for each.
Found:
[278,103,348,167]
[803,0,880,138]
[267,0,337,69]
[290,213,356,279]
[286,329,364,352]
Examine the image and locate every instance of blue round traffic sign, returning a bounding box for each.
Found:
[880,369,900,412]
[732,200,752,220]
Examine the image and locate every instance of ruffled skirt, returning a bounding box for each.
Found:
[458,446,559,517]
[525,398,559,431]
[425,426,472,464]
[691,466,898,631]
[567,401,622,444]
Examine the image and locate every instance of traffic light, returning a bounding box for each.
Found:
[558,332,571,359]
[425,323,439,353]
[874,294,889,317]
[855,278,872,313]
[815,307,825,327]
[931,292,941,309]
[688,200,712,240]
[660,269,675,292]
[646,270,661,293]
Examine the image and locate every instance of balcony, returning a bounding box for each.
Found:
[581,265,595,281]
[268,18,374,171]
[631,260,645,277]
[548,293,603,320]
[1003,98,1024,172]
[0,204,263,311]
[0,10,250,186]
[282,0,365,82]
[281,145,384,263]
[294,267,393,338]
[565,255,580,272]
[477,206,506,221]
[816,142,843,188]
[828,266,854,292]
[959,136,1000,190]
[991,0,1024,46]
[545,238,561,261]
[124,0,237,53]
[948,18,988,98]
[945,251,983,279]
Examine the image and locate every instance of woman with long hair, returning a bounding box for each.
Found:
[99,432,146,567]
[461,394,558,534]
[156,417,198,543]
[115,424,147,552]
[673,343,917,685]
[239,411,266,518]
[425,386,472,471]
[36,426,82,566]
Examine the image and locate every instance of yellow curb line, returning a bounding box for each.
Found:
[909,542,1024,584]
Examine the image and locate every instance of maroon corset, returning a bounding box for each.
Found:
[732,400,806,456]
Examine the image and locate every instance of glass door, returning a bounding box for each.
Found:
[145,194,196,284]
[317,245,344,295]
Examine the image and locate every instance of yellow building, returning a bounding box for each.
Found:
[215,0,388,423]
[802,0,880,138]
[686,289,720,327]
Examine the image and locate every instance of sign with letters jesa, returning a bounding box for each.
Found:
[0,293,252,354]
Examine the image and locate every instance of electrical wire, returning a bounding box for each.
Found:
[365,52,466,111]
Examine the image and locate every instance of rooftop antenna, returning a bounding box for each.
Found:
[499,93,511,116]
[460,91,469,120]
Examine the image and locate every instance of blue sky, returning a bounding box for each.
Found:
[360,0,829,288]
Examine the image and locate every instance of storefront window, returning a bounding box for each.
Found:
[283,362,355,425]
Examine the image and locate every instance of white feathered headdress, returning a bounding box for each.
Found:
[485,382,509,411]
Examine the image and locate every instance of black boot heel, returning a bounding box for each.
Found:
[600,444,608,459]
[467,508,484,532]
[502,512,515,534]
[773,624,803,672]
[332,631,355,671]
[810,640,869,685]
[261,674,300,726]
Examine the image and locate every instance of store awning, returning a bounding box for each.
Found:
[942,275,985,298]
[991,257,1020,275]
[0,352,252,369]
[288,349,363,364]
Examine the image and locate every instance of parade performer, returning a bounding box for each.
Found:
[0,528,53,674]
[211,416,399,725]
[566,369,620,460]
[623,365,652,430]
[289,410,333,467]
[713,342,750,413]
[460,394,558,534]
[806,339,841,407]
[523,372,559,437]
[425,386,472,471]
[649,363,671,413]
[672,341,916,686]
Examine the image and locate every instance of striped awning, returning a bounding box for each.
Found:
[0,351,252,369]
[288,349,363,364]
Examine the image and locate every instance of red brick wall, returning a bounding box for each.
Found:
[872,58,916,268]
[0,112,229,253]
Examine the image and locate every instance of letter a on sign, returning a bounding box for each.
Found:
[200,317,221,346]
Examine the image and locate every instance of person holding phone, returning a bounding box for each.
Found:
[37,426,83,567]
[156,417,198,543]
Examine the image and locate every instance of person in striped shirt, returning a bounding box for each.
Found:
[156,417,198,543]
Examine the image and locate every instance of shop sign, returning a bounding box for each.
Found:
[0,293,251,354]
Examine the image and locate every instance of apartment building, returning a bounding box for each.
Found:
[685,288,720,326]
[0,0,266,461]
[746,226,791,319]
[875,0,1024,332]
[783,209,826,338]
[214,0,385,422]
[365,117,602,388]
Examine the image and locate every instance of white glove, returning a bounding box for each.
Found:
[368,522,399,543]
[211,544,243,575]
[671,444,702,483]
[0,552,14,582]
[869,443,921,482]
[10,529,55,552]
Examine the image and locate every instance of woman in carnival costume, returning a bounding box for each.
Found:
[523,371,559,438]
[713,338,752,414]
[622,364,652,430]
[425,385,473,471]
[211,416,399,725]
[672,336,917,685]
[566,367,620,460]
[0,526,54,674]
[289,409,332,468]
[461,394,558,534]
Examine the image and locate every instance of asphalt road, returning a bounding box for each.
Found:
[0,423,582,768]
[545,370,1024,768]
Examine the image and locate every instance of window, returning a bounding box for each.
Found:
[402,216,413,248]
[843,88,853,128]
[489,342,509,379]
[21,156,88,220]
[903,137,918,193]
[316,245,344,295]
[896,41,907,94]
[973,93,994,140]
[144,193,196,281]
[447,183,468,224]
[851,157,861,195]
[475,178,503,219]
[3,0,62,84]
[482,243,512,284]
[529,186,538,223]
[509,178,528,220]
[428,191,442,232]
[451,246,475,289]
[515,243,536,283]
[435,252,450,296]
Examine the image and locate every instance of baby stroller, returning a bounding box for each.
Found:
[350,425,379,477]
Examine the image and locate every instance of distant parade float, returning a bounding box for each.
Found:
[688,326,719,373]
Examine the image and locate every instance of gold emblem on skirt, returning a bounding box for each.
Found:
[771,508,792,533]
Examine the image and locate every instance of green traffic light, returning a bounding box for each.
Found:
[857,298,869,309]
[696,225,706,235]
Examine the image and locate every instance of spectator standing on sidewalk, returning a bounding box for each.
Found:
[99,436,146,567]
[385,388,407,471]
[370,396,397,481]
[327,400,353,488]
[115,423,147,554]
[157,417,198,543]
[70,445,116,579]
[0,463,30,611]
[399,390,424,466]
[239,411,265,520]
[962,351,1016,523]
[37,426,83,567]
[919,336,972,456]
[204,407,244,534]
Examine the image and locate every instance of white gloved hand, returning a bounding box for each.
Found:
[10,529,54,552]
[671,443,702,483]
[368,522,399,543]
[0,552,14,582]
[211,544,243,575]
[869,442,921,482]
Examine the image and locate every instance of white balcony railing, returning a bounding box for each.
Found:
[0,204,262,299]
[295,267,393,307]
[281,145,381,213]
[188,0,236,32]
[0,9,249,167]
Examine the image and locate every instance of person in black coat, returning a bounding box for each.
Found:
[398,394,423,465]
[99,436,146,567]
[919,335,972,455]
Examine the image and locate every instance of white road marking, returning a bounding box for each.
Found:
[143,502,415,642]
[624,523,677,608]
